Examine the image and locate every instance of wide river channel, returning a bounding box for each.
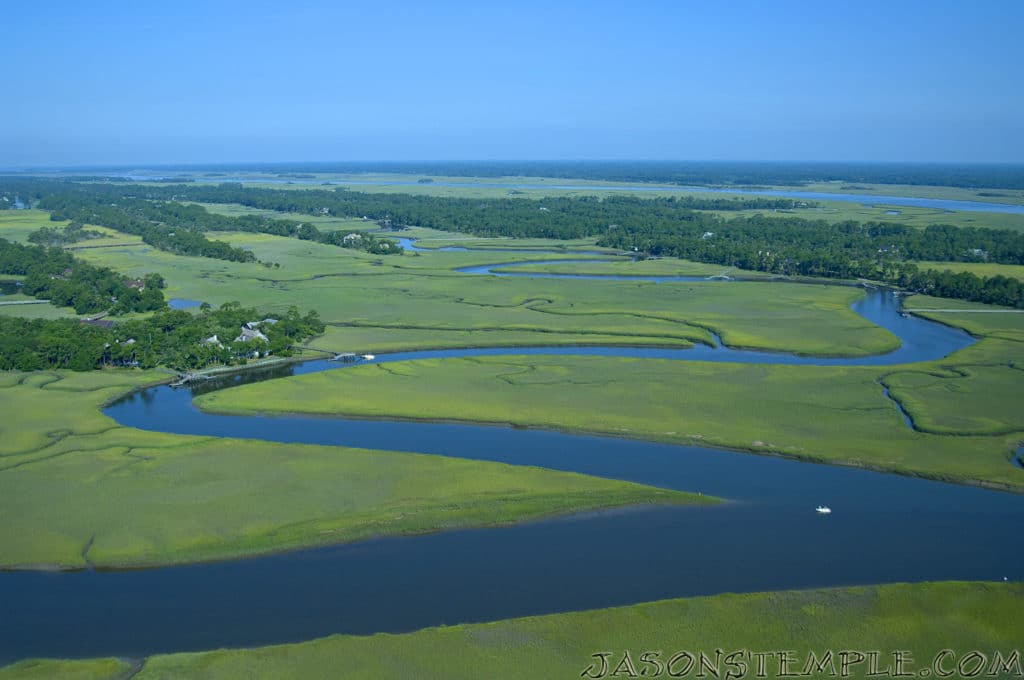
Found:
[1,258,1022,665]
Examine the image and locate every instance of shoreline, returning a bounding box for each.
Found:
[0,493,712,573]
[194,396,1024,496]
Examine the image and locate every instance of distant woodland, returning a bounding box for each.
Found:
[30,160,1023,189]
[2,178,1022,308]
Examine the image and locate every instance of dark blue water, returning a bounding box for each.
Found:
[1,289,1016,664]
[168,298,203,310]
[3,480,1020,664]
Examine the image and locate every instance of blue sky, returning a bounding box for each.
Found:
[3,0,1022,167]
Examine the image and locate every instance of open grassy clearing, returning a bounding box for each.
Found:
[883,365,1024,435]
[490,258,771,278]
[5,581,1019,680]
[903,294,1024,341]
[798,181,1024,206]
[0,369,706,570]
[0,210,66,242]
[874,294,1024,437]
[708,202,1024,232]
[0,301,96,321]
[0,658,132,680]
[912,260,1024,281]
[0,210,146,246]
[383,224,617,251]
[61,224,152,248]
[199,299,1024,490]
[189,201,373,232]
[306,326,709,356]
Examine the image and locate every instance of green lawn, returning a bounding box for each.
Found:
[4,582,1020,680]
[0,370,708,569]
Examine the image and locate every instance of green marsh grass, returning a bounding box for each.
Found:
[0,370,708,569]
[5,582,1019,680]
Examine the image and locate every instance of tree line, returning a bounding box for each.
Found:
[95,161,1024,190]
[28,221,108,246]
[83,180,812,239]
[597,219,1024,307]
[37,192,258,263]
[0,237,166,314]
[4,178,1023,307]
[5,180,405,261]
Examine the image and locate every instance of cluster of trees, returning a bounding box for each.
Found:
[600,218,1024,267]
[598,218,1024,307]
[295,224,403,254]
[892,265,1022,308]
[0,303,325,372]
[134,197,404,255]
[91,181,809,240]
[0,238,166,314]
[6,180,404,259]
[38,192,257,263]
[0,318,114,371]
[3,178,1022,308]
[27,221,107,246]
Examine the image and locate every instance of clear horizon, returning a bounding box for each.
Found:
[7,160,1024,174]
[4,0,1022,168]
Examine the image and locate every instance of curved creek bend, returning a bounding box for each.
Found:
[1,256,1021,665]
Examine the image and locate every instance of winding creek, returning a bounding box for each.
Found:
[1,254,1022,665]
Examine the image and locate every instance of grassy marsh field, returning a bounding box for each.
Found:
[709,202,1024,232]
[197,293,1024,491]
[55,229,900,357]
[488,257,769,278]
[0,370,706,569]
[104,170,1024,204]
[3,193,1022,675]
[3,581,1019,679]
[797,181,1024,206]
[0,210,62,242]
[912,260,1024,281]
[199,185,1024,231]
[191,201,373,232]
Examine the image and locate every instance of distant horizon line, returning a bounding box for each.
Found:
[4,159,1024,173]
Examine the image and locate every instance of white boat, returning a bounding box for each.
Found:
[361,354,375,360]
[816,506,832,514]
